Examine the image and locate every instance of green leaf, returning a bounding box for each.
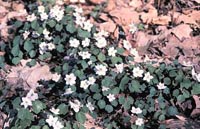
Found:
[31,20,39,30]
[180,79,191,89]
[66,23,76,33]
[111,57,123,64]
[93,93,102,100]
[56,24,63,31]
[164,77,171,85]
[56,44,65,53]
[48,20,56,28]
[177,95,185,103]
[42,125,49,129]
[12,57,21,65]
[17,108,34,120]
[118,96,125,105]
[29,50,36,58]
[0,56,5,68]
[12,97,21,109]
[13,36,21,46]
[101,76,113,87]
[57,103,68,115]
[167,106,178,116]
[78,29,91,38]
[75,112,86,124]
[30,126,40,129]
[14,21,23,28]
[24,40,34,52]
[129,80,140,93]
[97,100,106,109]
[191,84,200,95]
[11,45,20,56]
[97,52,106,62]
[26,59,36,67]
[105,105,113,113]
[32,100,46,114]
[119,76,130,91]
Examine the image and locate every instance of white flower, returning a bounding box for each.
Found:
[133,67,144,78]
[52,73,61,82]
[108,47,117,57]
[69,38,80,48]
[157,82,167,90]
[102,86,109,91]
[82,38,90,47]
[143,72,153,82]
[38,5,45,13]
[123,40,132,50]
[70,0,79,3]
[192,68,200,82]
[46,115,58,127]
[64,88,74,95]
[88,60,92,65]
[86,102,95,112]
[69,99,82,112]
[53,121,64,129]
[23,31,30,39]
[27,14,36,22]
[88,77,96,85]
[40,12,48,21]
[95,64,107,76]
[75,16,85,27]
[115,63,124,73]
[47,43,55,50]
[26,89,38,101]
[107,94,115,102]
[56,0,64,5]
[83,20,93,32]
[50,107,60,115]
[21,97,32,108]
[80,80,90,89]
[65,73,76,86]
[130,48,139,57]
[95,37,107,48]
[80,0,86,3]
[78,51,91,59]
[94,30,109,38]
[135,118,144,126]
[131,107,142,114]
[75,7,83,14]
[45,35,52,41]
[43,29,50,36]
[129,23,137,34]
[39,42,48,54]
[49,5,64,21]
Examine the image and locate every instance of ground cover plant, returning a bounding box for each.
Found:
[0,0,200,129]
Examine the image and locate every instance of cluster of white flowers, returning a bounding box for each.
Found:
[39,42,55,54]
[38,5,48,21]
[78,51,91,59]
[131,106,142,114]
[94,30,108,48]
[95,64,107,76]
[27,14,36,22]
[107,94,115,102]
[108,47,117,57]
[80,76,96,89]
[157,82,167,90]
[49,5,64,21]
[83,20,93,32]
[86,102,95,112]
[65,73,76,86]
[46,115,63,129]
[69,99,82,112]
[21,89,38,108]
[69,38,80,48]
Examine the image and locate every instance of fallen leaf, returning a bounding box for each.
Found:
[152,15,171,25]
[99,20,116,34]
[129,0,143,8]
[89,0,106,4]
[172,24,192,41]
[106,0,116,11]
[194,0,200,3]
[140,5,158,24]
[193,95,200,109]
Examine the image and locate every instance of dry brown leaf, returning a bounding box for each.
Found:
[193,95,200,109]
[172,24,192,41]
[89,0,106,4]
[106,0,116,11]
[129,0,143,8]
[99,20,116,34]
[7,60,58,90]
[152,15,171,25]
[84,114,103,129]
[140,5,158,24]
[109,7,140,26]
